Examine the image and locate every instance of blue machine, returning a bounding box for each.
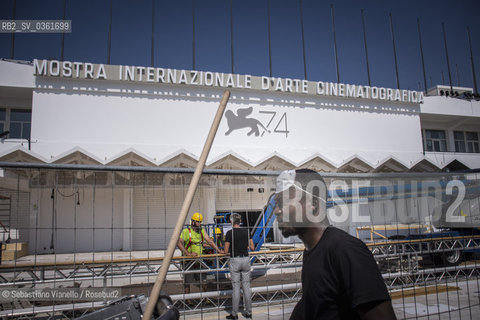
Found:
[251,194,277,251]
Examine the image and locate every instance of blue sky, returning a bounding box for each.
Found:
[1,0,479,91]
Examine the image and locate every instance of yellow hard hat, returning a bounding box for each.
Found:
[215,227,222,235]
[192,212,203,222]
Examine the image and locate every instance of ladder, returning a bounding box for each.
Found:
[0,195,11,242]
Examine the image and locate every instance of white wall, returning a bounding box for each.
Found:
[29,186,124,254]
[422,96,480,117]
[30,77,424,168]
[0,60,34,88]
[26,181,273,253]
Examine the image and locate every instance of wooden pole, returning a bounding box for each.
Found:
[143,90,231,319]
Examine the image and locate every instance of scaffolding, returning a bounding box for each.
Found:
[0,195,11,242]
[0,162,479,319]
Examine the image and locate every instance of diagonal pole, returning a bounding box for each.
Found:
[331,4,340,83]
[442,22,454,93]
[143,90,231,319]
[467,26,478,95]
[299,0,307,80]
[417,18,428,92]
[361,9,371,87]
[389,13,400,89]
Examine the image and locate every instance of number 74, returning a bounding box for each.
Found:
[259,111,289,138]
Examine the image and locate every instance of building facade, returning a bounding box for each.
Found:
[0,58,479,254]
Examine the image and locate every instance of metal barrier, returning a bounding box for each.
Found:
[0,163,479,319]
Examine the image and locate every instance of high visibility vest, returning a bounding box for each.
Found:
[182,227,205,255]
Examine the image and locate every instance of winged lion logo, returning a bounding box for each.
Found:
[224,107,270,136]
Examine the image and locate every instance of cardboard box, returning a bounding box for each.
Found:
[1,242,28,261]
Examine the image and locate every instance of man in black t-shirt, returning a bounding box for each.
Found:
[274,169,397,320]
[224,213,255,320]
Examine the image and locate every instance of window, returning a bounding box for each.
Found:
[455,131,480,153]
[424,130,447,152]
[466,132,480,153]
[8,109,31,140]
[454,131,466,152]
[0,108,5,133]
[0,108,32,140]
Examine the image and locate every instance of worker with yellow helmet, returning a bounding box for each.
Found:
[177,212,223,294]
[215,227,224,247]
